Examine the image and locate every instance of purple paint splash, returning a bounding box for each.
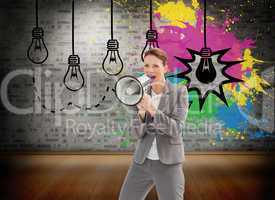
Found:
[155,10,255,81]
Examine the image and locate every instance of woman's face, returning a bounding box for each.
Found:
[143,54,168,82]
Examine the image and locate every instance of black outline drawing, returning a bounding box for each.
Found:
[172,48,243,110]
[63,0,85,92]
[141,0,159,62]
[32,76,115,113]
[168,0,243,110]
[27,0,49,64]
[102,0,124,76]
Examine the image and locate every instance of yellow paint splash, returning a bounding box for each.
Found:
[207,16,215,21]
[155,1,198,28]
[191,0,199,9]
[224,48,270,106]
[241,48,264,70]
[154,1,270,107]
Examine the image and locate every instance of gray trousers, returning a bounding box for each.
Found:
[119,158,185,200]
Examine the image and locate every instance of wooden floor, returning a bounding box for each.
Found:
[0,153,274,200]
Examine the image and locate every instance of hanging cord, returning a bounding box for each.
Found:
[203,0,207,48]
[35,0,38,27]
[72,0,75,55]
[149,0,153,30]
[111,0,113,40]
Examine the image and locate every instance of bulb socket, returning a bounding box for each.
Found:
[107,39,119,50]
[200,47,212,58]
[68,55,80,65]
[32,27,44,38]
[146,30,158,40]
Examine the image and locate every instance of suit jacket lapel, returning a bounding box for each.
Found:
[148,80,171,112]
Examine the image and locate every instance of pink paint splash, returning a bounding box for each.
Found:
[155,10,255,80]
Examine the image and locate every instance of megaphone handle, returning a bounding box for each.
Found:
[144,86,150,95]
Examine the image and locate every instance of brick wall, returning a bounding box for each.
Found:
[0,0,274,152]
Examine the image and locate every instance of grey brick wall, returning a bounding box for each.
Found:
[0,0,274,152]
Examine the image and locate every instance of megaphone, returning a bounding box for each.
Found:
[115,74,151,106]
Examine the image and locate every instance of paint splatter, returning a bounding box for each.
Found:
[155,1,198,28]
[216,102,250,130]
[153,0,272,139]
[154,0,270,107]
[224,49,270,106]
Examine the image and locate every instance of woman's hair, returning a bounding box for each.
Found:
[144,48,168,66]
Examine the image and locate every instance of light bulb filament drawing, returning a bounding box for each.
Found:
[27,0,48,64]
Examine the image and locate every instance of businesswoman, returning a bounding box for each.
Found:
[119,48,189,200]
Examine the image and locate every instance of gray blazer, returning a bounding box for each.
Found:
[130,80,189,165]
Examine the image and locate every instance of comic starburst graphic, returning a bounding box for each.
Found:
[169,48,243,110]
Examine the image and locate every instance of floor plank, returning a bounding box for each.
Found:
[0,153,274,200]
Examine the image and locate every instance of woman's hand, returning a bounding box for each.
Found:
[137,102,145,112]
[137,94,157,117]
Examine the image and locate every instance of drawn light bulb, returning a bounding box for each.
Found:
[27,27,48,64]
[64,55,84,91]
[102,39,124,76]
[195,47,217,84]
[141,30,159,61]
